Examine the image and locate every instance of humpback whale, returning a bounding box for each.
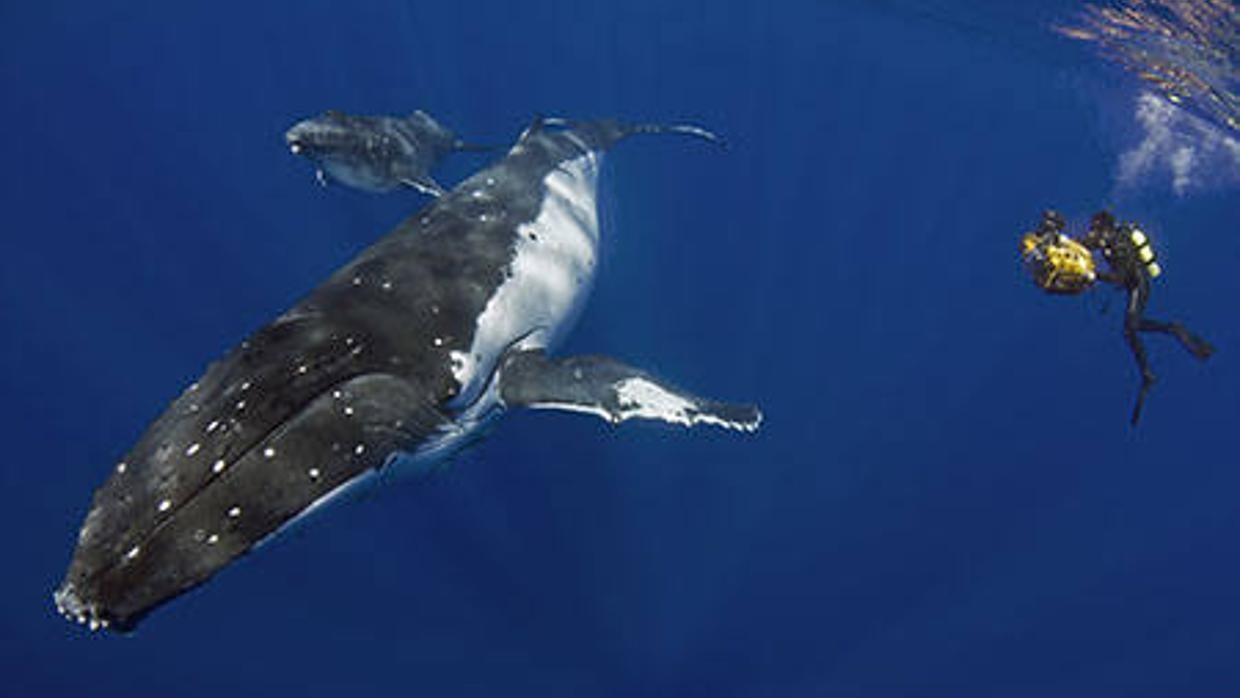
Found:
[55,117,761,632]
[285,109,486,196]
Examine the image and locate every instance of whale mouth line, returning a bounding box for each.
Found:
[54,370,394,633]
[52,405,305,632]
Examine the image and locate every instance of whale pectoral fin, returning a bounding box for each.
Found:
[401,176,446,197]
[497,350,762,433]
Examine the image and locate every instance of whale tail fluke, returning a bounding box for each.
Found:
[530,116,726,152]
[627,122,725,147]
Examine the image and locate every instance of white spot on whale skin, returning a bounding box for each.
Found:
[116,462,127,474]
[228,506,241,518]
[448,350,476,389]
[213,459,227,474]
[185,443,201,457]
[263,447,276,459]
[449,152,601,406]
[158,499,171,513]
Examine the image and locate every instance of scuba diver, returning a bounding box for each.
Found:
[1021,210,1213,425]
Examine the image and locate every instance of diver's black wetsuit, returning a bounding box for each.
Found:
[1080,211,1214,424]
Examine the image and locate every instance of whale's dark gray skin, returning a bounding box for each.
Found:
[55,117,761,633]
[285,109,486,196]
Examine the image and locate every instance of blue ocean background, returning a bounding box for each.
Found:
[4,1,1239,695]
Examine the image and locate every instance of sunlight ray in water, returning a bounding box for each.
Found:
[1054,0,1240,133]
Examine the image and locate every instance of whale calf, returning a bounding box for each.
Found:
[285,109,486,196]
[55,116,760,632]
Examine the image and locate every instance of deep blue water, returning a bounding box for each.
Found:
[4,1,1239,695]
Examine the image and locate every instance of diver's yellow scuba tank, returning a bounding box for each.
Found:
[1021,231,1097,294]
[1128,227,1162,279]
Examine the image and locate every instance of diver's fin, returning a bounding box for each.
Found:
[401,176,446,197]
[1136,318,1215,360]
[1179,330,1214,360]
[1131,377,1154,426]
[497,349,761,433]
[315,169,328,187]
